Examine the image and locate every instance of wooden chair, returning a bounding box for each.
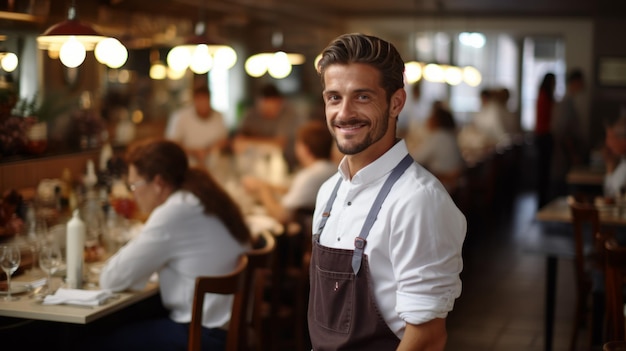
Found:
[245,230,276,351]
[568,196,605,350]
[604,239,626,342]
[256,209,314,351]
[188,254,248,351]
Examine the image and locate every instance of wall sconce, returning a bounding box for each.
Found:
[37,2,108,68]
[245,32,304,79]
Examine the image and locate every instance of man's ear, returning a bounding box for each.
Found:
[390,88,406,119]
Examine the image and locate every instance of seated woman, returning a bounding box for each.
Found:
[410,102,465,194]
[98,138,252,351]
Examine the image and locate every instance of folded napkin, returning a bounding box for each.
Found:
[42,288,113,306]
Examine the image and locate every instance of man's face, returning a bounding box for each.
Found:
[259,97,282,119]
[322,63,403,158]
[193,93,212,118]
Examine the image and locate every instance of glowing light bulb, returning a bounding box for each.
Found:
[245,54,270,78]
[268,51,292,79]
[167,46,192,72]
[405,61,422,84]
[212,46,237,70]
[149,61,167,80]
[1,53,18,72]
[189,44,213,74]
[59,36,86,68]
[444,66,463,85]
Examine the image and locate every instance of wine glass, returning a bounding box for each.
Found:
[39,245,62,295]
[0,245,21,301]
[26,218,47,276]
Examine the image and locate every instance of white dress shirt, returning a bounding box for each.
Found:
[281,160,337,210]
[166,107,228,150]
[100,191,247,329]
[313,140,466,338]
[605,157,626,197]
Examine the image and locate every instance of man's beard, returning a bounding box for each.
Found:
[335,110,389,155]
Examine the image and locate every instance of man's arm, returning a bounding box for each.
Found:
[397,318,447,351]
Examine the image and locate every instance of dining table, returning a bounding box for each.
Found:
[0,269,159,324]
[527,195,626,351]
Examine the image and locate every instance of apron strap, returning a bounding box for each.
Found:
[352,154,413,274]
[312,176,342,243]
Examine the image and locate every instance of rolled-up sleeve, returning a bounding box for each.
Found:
[391,187,466,325]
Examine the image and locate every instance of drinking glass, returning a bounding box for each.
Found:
[39,245,62,295]
[0,245,21,301]
[26,218,47,275]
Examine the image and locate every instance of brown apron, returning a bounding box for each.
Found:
[308,155,413,350]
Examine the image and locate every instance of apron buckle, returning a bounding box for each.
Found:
[354,237,367,249]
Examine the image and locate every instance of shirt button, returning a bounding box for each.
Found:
[337,237,341,241]
[347,201,352,206]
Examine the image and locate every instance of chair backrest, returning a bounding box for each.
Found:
[188,254,248,351]
[568,197,601,288]
[604,239,626,341]
[244,230,276,351]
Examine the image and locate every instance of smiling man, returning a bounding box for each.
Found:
[308,33,467,351]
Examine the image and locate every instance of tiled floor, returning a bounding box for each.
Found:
[446,190,586,351]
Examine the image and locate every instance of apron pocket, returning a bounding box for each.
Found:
[312,266,355,334]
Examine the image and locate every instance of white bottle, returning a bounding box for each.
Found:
[84,159,98,189]
[66,209,86,289]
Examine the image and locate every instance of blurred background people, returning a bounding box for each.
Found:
[410,102,465,194]
[165,84,229,169]
[472,88,510,146]
[242,120,336,224]
[232,83,306,171]
[603,111,626,198]
[550,68,587,199]
[98,138,252,351]
[534,72,556,208]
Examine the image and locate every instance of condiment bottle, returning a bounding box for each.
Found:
[66,209,86,289]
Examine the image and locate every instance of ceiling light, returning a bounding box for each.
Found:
[168,22,237,73]
[245,32,304,79]
[95,38,128,69]
[405,61,423,84]
[37,2,107,68]
[463,66,482,87]
[0,52,18,72]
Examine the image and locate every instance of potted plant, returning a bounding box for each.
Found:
[12,91,77,155]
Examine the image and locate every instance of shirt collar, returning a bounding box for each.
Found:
[338,139,409,185]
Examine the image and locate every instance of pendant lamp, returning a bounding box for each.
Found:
[37,1,107,68]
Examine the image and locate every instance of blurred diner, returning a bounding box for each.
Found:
[97,138,252,350]
[603,112,626,199]
[409,101,465,194]
[241,120,335,224]
[550,68,588,200]
[165,83,229,169]
[232,83,307,171]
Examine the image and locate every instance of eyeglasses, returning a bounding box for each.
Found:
[127,180,147,192]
